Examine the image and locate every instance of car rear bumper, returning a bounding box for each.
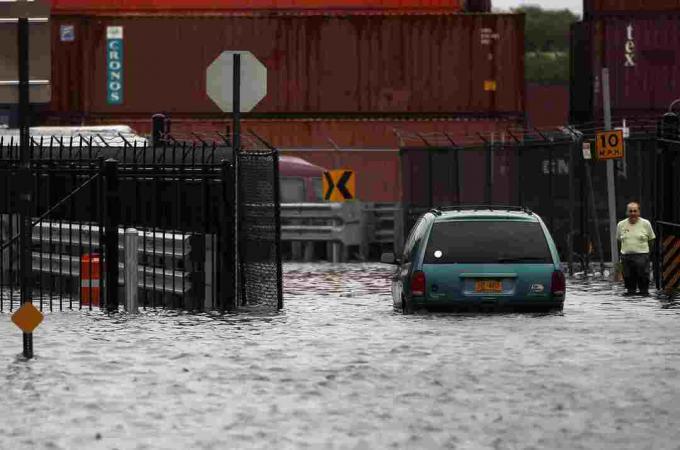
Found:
[413,296,564,311]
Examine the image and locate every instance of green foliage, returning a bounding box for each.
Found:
[514,5,579,84]
[515,5,580,53]
[526,52,570,85]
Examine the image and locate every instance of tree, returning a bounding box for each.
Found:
[513,5,580,84]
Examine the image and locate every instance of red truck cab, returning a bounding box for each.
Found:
[279,156,325,203]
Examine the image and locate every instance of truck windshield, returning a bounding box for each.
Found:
[423,220,553,264]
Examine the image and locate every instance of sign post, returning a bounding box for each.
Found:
[206,50,267,309]
[1,0,50,359]
[602,68,619,275]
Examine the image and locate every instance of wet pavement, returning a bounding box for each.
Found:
[1,263,680,449]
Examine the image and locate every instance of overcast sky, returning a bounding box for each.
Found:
[492,0,582,15]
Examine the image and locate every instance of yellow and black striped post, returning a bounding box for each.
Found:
[662,234,680,296]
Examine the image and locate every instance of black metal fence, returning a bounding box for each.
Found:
[397,118,669,273]
[654,112,680,297]
[0,129,282,313]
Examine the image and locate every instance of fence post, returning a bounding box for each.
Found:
[485,143,493,204]
[567,137,576,275]
[151,114,166,148]
[656,224,663,290]
[124,228,138,314]
[220,160,236,312]
[103,159,120,313]
[272,151,283,310]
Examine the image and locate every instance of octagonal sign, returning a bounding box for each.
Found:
[206,51,267,113]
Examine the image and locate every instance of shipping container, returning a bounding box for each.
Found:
[48,13,524,117]
[571,15,680,122]
[463,0,491,12]
[526,83,569,127]
[585,0,680,17]
[51,0,464,14]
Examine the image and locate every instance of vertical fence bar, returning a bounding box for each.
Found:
[221,160,236,312]
[97,158,105,310]
[124,228,139,313]
[485,143,492,204]
[36,160,42,311]
[427,149,433,208]
[585,160,605,273]
[548,145,555,232]
[69,163,75,309]
[656,224,663,291]
[273,151,283,310]
[454,147,461,205]
[104,159,120,312]
[152,151,159,308]
[568,138,576,275]
[0,162,4,312]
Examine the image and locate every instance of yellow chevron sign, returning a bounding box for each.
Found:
[322,170,355,202]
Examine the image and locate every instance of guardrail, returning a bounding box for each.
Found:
[365,202,399,247]
[281,202,365,262]
[26,221,203,303]
[280,202,401,262]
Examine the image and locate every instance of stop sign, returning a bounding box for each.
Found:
[206,51,267,113]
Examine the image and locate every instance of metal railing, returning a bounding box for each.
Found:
[281,202,365,262]
[31,221,195,296]
[280,201,401,261]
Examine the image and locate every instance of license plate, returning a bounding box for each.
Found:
[475,279,503,293]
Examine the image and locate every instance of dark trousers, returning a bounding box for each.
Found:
[622,253,650,294]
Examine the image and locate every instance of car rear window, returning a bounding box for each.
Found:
[423,220,553,264]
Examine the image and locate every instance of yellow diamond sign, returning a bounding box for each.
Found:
[11,303,43,333]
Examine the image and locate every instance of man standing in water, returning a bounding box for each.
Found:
[617,202,656,296]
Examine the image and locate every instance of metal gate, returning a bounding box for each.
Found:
[654,112,680,296]
[0,130,282,313]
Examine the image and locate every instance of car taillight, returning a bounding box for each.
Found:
[411,271,426,297]
[551,270,566,296]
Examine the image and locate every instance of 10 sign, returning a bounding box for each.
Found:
[595,130,625,160]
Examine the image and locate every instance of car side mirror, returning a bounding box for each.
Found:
[381,252,399,265]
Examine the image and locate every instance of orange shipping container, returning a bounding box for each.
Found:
[48,12,524,118]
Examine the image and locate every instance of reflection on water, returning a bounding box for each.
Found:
[1,263,680,449]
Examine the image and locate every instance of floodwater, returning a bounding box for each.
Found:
[1,263,680,450]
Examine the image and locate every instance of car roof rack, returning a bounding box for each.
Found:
[429,205,533,216]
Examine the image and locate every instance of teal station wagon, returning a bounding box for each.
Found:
[382,206,566,313]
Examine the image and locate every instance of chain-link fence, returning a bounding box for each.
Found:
[397,119,664,272]
[237,134,283,311]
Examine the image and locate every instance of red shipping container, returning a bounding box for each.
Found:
[585,0,680,16]
[526,83,569,127]
[579,15,680,117]
[51,0,463,13]
[48,13,525,117]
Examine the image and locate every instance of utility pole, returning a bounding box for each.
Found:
[602,68,619,273]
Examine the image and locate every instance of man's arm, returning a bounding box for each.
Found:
[647,220,656,254]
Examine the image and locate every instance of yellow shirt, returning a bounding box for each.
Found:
[616,218,656,255]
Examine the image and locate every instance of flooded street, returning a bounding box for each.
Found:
[2,263,680,450]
